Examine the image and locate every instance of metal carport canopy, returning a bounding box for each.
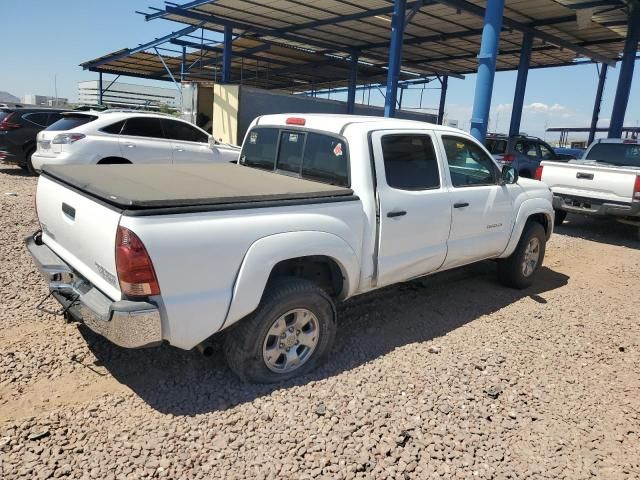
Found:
[140,0,632,75]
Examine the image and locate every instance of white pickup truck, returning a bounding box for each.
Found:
[539,138,640,237]
[27,114,554,383]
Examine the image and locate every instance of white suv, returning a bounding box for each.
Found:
[31,110,240,172]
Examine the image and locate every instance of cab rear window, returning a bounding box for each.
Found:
[585,142,640,167]
[240,127,349,187]
[485,138,507,154]
[47,115,97,131]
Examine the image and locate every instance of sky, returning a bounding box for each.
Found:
[1,0,638,141]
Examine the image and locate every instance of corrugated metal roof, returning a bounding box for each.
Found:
[82,0,636,90]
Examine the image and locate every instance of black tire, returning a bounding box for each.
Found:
[223,278,336,383]
[519,170,532,179]
[25,148,37,176]
[554,209,567,226]
[497,221,546,289]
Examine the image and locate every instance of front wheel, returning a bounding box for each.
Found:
[497,222,546,289]
[25,149,37,175]
[223,278,336,383]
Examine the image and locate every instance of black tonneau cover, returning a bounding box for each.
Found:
[43,163,354,210]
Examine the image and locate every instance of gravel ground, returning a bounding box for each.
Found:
[0,164,639,479]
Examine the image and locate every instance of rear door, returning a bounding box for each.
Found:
[162,119,215,163]
[118,117,173,164]
[439,134,514,268]
[371,130,451,287]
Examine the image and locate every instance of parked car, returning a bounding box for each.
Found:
[553,147,585,161]
[31,110,240,172]
[0,107,65,174]
[538,138,640,237]
[26,114,554,383]
[485,133,564,178]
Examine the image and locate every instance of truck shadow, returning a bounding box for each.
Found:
[81,263,569,416]
[555,214,639,249]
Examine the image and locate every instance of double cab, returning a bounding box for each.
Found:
[27,114,554,382]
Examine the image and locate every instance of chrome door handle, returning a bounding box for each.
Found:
[126,144,136,148]
[387,210,407,218]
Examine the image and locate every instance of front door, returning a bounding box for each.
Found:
[162,119,215,163]
[372,130,452,288]
[438,134,514,269]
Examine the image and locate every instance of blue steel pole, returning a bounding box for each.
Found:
[469,0,505,142]
[608,3,639,138]
[384,0,407,118]
[180,46,187,82]
[347,53,359,114]
[222,25,233,84]
[588,63,608,145]
[508,32,532,137]
[437,75,448,125]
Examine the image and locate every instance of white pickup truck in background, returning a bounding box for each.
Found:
[538,138,640,238]
[27,114,554,383]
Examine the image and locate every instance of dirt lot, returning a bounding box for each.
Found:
[0,165,638,479]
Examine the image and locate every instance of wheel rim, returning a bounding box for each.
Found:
[521,237,540,277]
[262,308,319,374]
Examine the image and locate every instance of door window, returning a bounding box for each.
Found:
[162,119,208,143]
[442,135,499,187]
[524,142,540,158]
[381,134,440,190]
[539,143,556,160]
[121,117,164,139]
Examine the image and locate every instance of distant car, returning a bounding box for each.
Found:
[485,133,563,178]
[553,147,585,161]
[0,107,65,174]
[31,110,240,172]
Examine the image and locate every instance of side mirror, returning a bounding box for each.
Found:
[208,136,217,148]
[501,165,518,184]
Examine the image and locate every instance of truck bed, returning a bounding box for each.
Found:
[42,163,355,213]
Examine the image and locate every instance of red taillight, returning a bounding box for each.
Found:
[0,113,21,131]
[502,154,515,163]
[115,226,160,297]
[633,176,640,202]
[286,117,306,125]
[534,165,544,181]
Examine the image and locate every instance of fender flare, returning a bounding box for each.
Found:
[222,231,360,330]
[500,198,554,258]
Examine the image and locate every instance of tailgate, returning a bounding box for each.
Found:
[541,161,636,203]
[36,175,122,300]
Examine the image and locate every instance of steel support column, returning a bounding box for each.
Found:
[508,32,533,137]
[347,53,359,114]
[438,75,448,124]
[470,0,505,142]
[222,25,233,84]
[588,64,608,145]
[98,72,103,105]
[608,3,639,138]
[384,0,407,117]
[180,46,187,81]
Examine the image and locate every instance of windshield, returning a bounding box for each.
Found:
[585,142,640,167]
[240,127,349,187]
[47,114,97,131]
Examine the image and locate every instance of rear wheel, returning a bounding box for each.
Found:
[554,209,567,226]
[223,278,336,383]
[25,148,37,175]
[497,222,546,289]
[519,170,532,179]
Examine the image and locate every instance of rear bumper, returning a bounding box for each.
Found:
[553,194,640,218]
[25,233,162,348]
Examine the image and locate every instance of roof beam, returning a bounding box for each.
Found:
[433,0,617,66]
[81,24,202,69]
[144,0,215,21]
[565,0,624,9]
[170,38,293,67]
[162,5,355,53]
